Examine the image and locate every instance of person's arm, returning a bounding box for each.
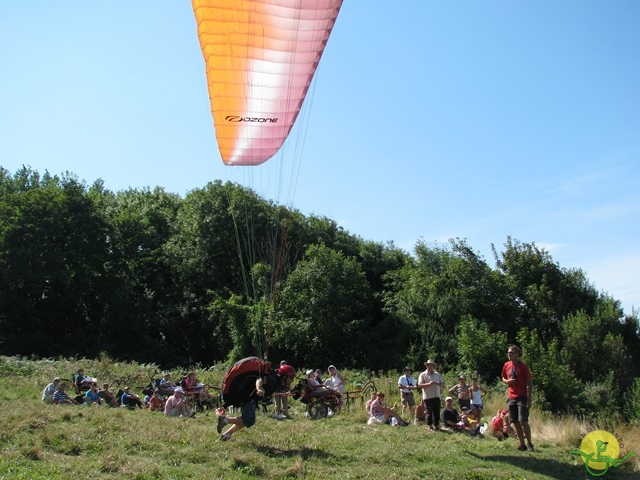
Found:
[256,378,265,396]
[526,372,533,408]
[448,385,456,394]
[501,365,515,386]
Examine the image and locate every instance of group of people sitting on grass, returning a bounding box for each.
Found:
[41,369,205,418]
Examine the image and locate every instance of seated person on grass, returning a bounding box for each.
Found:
[441,396,464,430]
[53,383,77,405]
[164,387,194,417]
[491,409,516,440]
[369,392,408,426]
[85,382,104,406]
[42,377,61,404]
[120,386,143,409]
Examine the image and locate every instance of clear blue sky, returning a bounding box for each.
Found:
[1,2,639,314]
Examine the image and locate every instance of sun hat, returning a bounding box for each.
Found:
[174,387,185,394]
[328,365,336,371]
[53,377,61,381]
[305,369,314,376]
[426,359,435,365]
[445,396,453,401]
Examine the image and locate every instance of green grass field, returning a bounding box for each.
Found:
[1,356,638,479]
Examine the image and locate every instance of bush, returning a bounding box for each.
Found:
[623,377,640,423]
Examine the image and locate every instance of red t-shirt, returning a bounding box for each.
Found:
[501,360,531,399]
[492,415,504,432]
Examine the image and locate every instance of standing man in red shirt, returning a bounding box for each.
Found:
[501,345,534,452]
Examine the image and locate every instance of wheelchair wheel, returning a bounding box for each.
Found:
[307,397,328,419]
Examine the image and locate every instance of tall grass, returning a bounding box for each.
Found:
[1,356,638,479]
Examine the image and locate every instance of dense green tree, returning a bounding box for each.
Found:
[0,167,109,356]
[383,239,506,370]
[516,328,584,412]
[493,237,599,341]
[98,186,183,364]
[456,315,508,379]
[273,244,372,368]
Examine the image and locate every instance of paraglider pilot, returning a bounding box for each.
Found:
[217,365,296,441]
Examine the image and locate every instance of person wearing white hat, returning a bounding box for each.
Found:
[164,387,194,417]
[417,359,444,430]
[42,377,61,404]
[307,369,335,396]
[326,365,345,393]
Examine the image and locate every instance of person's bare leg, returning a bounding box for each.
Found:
[222,418,245,439]
[513,421,525,447]
[522,421,533,448]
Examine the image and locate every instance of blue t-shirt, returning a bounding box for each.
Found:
[85,389,101,404]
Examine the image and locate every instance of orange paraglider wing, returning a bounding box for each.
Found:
[192,0,343,166]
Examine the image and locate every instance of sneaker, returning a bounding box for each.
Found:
[517,444,527,451]
[527,444,535,452]
[273,413,284,420]
[220,433,230,441]
[217,416,227,434]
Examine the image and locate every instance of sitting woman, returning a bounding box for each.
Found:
[369,392,408,426]
[306,369,337,397]
[183,371,207,402]
[365,391,377,416]
[84,382,104,406]
[73,368,96,394]
[164,387,194,417]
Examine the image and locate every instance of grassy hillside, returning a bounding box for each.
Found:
[1,356,638,479]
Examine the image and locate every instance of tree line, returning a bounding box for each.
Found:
[1,166,639,419]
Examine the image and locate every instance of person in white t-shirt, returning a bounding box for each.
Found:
[397,366,417,421]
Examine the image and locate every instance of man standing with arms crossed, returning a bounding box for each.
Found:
[502,345,534,452]
[418,359,444,430]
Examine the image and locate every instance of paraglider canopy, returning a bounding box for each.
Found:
[192,0,343,166]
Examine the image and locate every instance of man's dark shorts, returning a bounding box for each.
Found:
[241,401,257,428]
[508,396,529,423]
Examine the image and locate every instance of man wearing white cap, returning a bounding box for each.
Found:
[417,359,444,430]
[42,377,61,404]
[164,387,193,417]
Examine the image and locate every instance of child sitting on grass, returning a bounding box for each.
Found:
[491,409,515,440]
